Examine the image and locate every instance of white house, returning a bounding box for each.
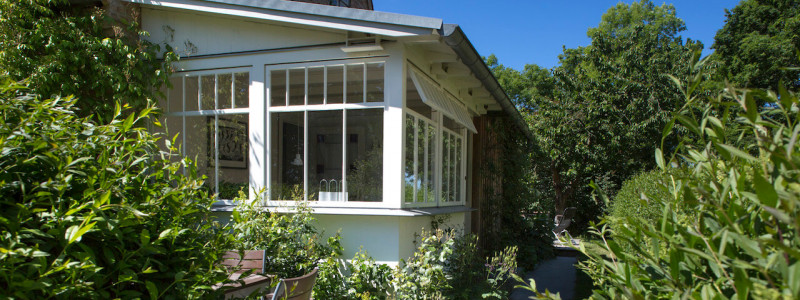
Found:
[132,0,531,265]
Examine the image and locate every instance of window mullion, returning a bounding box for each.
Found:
[214,74,219,197]
[413,115,419,203]
[342,109,347,202]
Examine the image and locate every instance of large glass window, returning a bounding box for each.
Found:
[268,61,384,202]
[404,69,466,206]
[164,71,250,200]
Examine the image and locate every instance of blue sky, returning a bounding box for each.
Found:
[374,0,740,70]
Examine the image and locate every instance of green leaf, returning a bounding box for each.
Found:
[753,172,778,207]
[65,222,96,244]
[717,144,757,162]
[145,281,158,300]
[655,148,665,170]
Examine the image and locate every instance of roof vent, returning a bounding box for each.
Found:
[341,32,383,53]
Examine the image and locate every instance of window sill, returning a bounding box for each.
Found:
[210,201,474,216]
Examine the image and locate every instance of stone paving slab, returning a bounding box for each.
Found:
[510,256,578,300]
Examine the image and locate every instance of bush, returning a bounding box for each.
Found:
[578,58,800,298]
[315,249,394,299]
[0,79,231,298]
[230,200,340,278]
[393,229,518,299]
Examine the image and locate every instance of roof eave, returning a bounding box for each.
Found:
[439,24,533,141]
[125,0,442,37]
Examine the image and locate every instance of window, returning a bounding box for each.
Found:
[164,70,250,200]
[268,61,384,202]
[404,67,468,206]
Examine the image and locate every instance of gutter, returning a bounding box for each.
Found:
[439,24,534,142]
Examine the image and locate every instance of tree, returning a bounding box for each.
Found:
[712,0,800,91]
[0,0,176,120]
[490,0,701,227]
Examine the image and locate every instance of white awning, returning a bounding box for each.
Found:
[409,69,477,133]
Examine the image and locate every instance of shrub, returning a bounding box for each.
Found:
[315,249,394,299]
[393,229,518,299]
[578,58,800,298]
[0,79,231,298]
[230,200,340,278]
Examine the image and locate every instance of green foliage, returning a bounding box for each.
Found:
[579,57,800,299]
[0,0,177,121]
[393,229,518,299]
[315,249,394,299]
[608,169,673,239]
[489,0,701,233]
[712,0,800,90]
[230,200,340,278]
[0,79,231,298]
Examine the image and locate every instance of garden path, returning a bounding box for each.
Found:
[510,256,578,300]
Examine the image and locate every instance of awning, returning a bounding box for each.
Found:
[409,69,477,133]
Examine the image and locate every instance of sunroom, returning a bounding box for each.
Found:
[139,0,529,264]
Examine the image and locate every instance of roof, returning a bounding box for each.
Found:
[126,0,442,36]
[125,0,532,139]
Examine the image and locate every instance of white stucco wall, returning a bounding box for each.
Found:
[141,8,344,57]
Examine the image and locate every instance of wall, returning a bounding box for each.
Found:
[141,8,344,57]
[315,212,465,266]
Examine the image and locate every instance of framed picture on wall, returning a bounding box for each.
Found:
[209,117,248,169]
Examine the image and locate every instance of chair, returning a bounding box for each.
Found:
[266,268,319,300]
[215,250,274,299]
[552,207,577,239]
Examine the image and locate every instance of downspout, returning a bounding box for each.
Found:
[439,24,534,142]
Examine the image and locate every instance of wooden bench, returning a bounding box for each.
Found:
[215,250,274,299]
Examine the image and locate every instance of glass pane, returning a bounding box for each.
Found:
[366,62,384,102]
[217,114,249,200]
[185,76,199,111]
[217,73,233,109]
[442,132,450,202]
[426,122,436,203]
[327,65,344,104]
[167,77,182,113]
[309,110,343,202]
[308,67,324,105]
[406,74,431,118]
[443,115,463,132]
[185,115,215,196]
[346,64,364,103]
[270,112,304,200]
[289,68,305,106]
[270,70,286,107]
[404,114,415,203]
[234,72,249,108]
[165,115,182,155]
[201,75,215,110]
[346,109,383,202]
[455,137,462,203]
[416,119,425,203]
[450,134,457,202]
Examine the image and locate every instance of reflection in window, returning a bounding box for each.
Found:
[270,112,304,200]
[346,109,383,202]
[165,71,250,199]
[308,110,343,202]
[271,70,286,107]
[405,113,436,204]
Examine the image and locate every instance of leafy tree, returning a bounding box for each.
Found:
[712,0,800,90]
[490,0,701,228]
[0,0,176,120]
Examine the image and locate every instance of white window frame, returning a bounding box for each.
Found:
[265,57,389,208]
[402,64,468,208]
[165,67,252,200]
